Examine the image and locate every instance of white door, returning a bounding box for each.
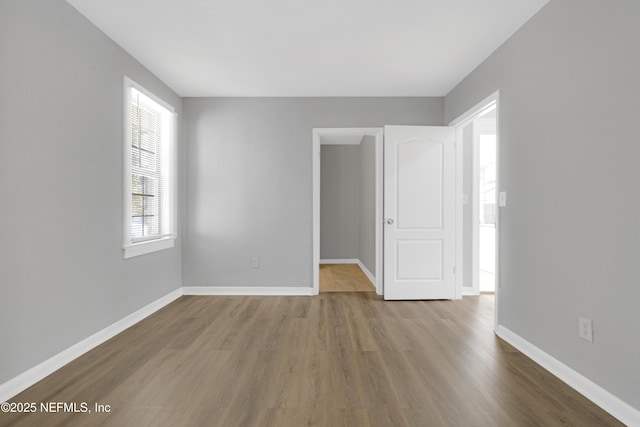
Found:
[384,125,456,300]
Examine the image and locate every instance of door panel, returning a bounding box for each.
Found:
[397,139,443,230]
[384,125,455,300]
[396,240,443,280]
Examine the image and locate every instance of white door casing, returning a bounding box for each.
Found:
[383,125,456,300]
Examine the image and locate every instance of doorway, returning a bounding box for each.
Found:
[473,111,497,293]
[312,128,383,295]
[450,91,500,328]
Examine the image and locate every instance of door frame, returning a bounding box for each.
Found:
[449,90,501,331]
[312,127,384,295]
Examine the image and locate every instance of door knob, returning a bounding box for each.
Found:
[386,218,394,225]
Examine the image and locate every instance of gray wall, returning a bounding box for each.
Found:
[358,136,376,274]
[183,98,443,287]
[445,0,640,410]
[0,0,183,384]
[320,145,360,259]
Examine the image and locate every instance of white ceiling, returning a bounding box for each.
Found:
[66,0,549,97]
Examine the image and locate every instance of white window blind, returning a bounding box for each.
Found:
[123,78,176,258]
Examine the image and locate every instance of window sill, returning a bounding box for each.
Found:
[124,236,175,259]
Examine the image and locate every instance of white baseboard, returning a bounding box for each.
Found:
[0,285,316,401]
[183,286,314,296]
[0,288,183,403]
[355,260,377,287]
[462,286,477,296]
[495,325,640,427]
[319,258,359,264]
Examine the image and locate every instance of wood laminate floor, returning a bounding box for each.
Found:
[320,264,376,292]
[1,294,622,427]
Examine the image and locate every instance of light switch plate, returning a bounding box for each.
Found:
[579,317,594,343]
[498,191,507,207]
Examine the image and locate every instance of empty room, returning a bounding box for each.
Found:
[1,0,639,426]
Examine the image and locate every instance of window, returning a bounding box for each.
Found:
[123,77,176,258]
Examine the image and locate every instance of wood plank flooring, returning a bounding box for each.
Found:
[1,294,622,427]
[320,264,376,292]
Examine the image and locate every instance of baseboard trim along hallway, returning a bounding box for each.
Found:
[0,288,183,403]
[495,325,640,426]
[1,286,316,403]
[182,286,315,296]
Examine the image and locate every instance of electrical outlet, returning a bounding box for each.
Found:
[578,317,593,343]
[251,257,259,269]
